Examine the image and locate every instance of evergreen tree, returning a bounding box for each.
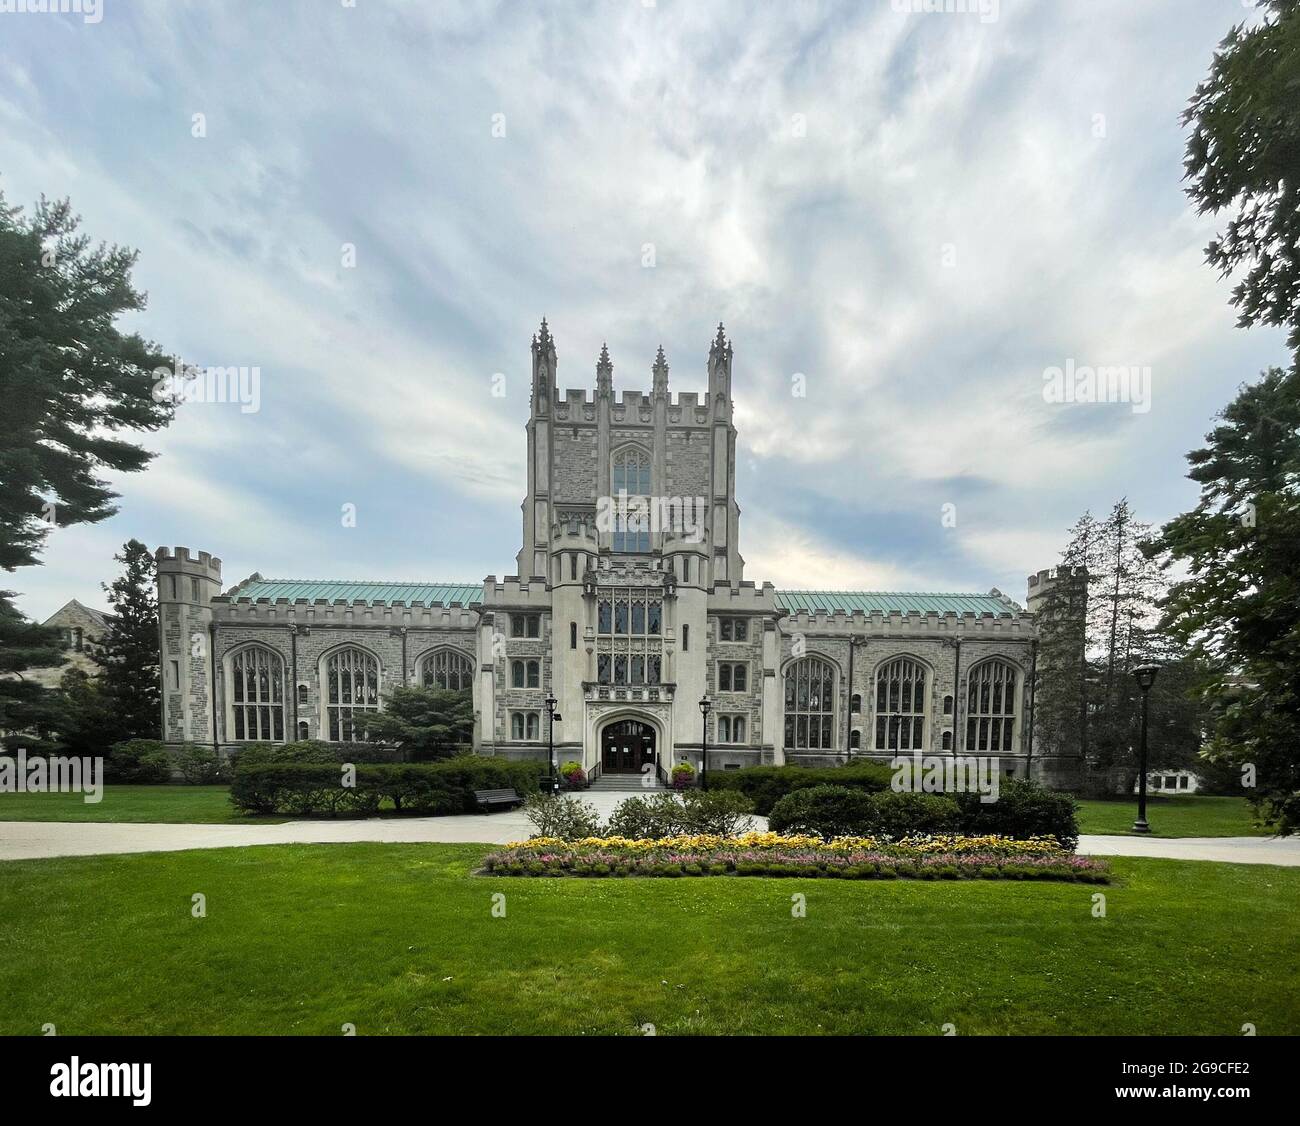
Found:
[1148,366,1300,833]
[96,539,161,743]
[365,685,475,761]
[0,594,65,753]
[54,667,111,760]
[1183,0,1300,351]
[0,191,176,744]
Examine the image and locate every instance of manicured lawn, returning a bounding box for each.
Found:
[0,785,278,824]
[1076,795,1273,838]
[1,844,1295,1035]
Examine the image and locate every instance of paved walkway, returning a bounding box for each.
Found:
[1,808,1298,865]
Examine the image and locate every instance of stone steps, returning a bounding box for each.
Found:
[586,774,668,793]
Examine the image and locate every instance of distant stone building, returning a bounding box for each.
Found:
[158,321,1070,783]
[32,599,113,689]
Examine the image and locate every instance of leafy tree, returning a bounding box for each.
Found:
[54,666,111,759]
[0,192,175,746]
[365,685,475,761]
[1147,366,1300,833]
[1183,0,1300,351]
[95,539,161,742]
[0,594,65,753]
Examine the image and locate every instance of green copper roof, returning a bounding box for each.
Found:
[227,580,483,607]
[775,590,1018,615]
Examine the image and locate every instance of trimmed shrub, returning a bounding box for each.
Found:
[606,790,756,839]
[767,785,876,838]
[676,789,756,836]
[767,785,959,839]
[523,793,602,839]
[670,762,695,790]
[864,791,960,837]
[227,740,342,771]
[106,739,173,784]
[706,763,892,815]
[952,779,1079,849]
[228,755,543,816]
[170,743,224,784]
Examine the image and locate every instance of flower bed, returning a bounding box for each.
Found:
[481,832,1110,882]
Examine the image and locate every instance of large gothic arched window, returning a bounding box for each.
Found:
[612,446,651,495]
[323,647,380,742]
[420,648,474,693]
[229,645,285,741]
[783,656,836,750]
[966,659,1018,752]
[874,657,927,751]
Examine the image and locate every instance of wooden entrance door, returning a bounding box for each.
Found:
[601,720,657,774]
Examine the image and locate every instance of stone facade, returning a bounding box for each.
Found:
[31,600,113,689]
[158,320,1073,785]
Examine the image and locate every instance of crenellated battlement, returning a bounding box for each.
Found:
[708,581,779,613]
[779,606,1036,637]
[155,545,222,575]
[213,597,479,629]
[482,576,553,607]
[1027,565,1087,590]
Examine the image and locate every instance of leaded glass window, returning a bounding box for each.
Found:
[874,657,927,751]
[230,646,285,741]
[324,647,380,742]
[421,648,474,692]
[965,659,1017,753]
[783,656,836,750]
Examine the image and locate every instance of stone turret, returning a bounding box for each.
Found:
[156,546,222,746]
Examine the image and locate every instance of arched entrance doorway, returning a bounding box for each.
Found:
[601,719,657,775]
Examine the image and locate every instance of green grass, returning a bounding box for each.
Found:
[0,785,280,824]
[1,844,1296,1035]
[1076,795,1273,838]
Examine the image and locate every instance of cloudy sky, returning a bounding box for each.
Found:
[2,0,1287,621]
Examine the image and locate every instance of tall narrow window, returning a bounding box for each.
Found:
[965,659,1017,752]
[230,645,285,741]
[874,657,927,752]
[683,624,689,652]
[612,446,652,494]
[570,621,578,650]
[420,648,474,692]
[324,647,379,742]
[783,656,836,750]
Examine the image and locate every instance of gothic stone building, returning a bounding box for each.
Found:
[158,321,1068,784]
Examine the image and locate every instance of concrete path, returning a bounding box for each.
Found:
[1,809,1298,864]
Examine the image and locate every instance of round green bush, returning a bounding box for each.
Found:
[767,784,876,838]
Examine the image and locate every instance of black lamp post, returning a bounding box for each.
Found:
[544,694,562,795]
[698,696,711,791]
[1131,663,1160,833]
